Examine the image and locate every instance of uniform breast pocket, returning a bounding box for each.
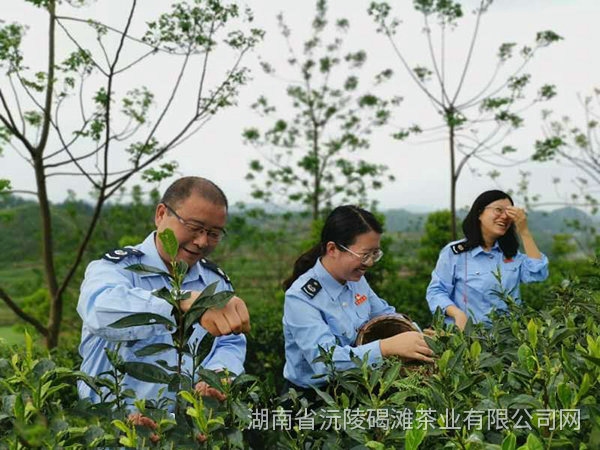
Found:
[501,263,521,287]
[325,314,352,343]
[356,303,370,321]
[464,269,486,291]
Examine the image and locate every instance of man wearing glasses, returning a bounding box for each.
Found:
[77,176,250,408]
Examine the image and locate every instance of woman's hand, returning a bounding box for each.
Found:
[446,305,468,331]
[379,331,434,362]
[505,206,528,234]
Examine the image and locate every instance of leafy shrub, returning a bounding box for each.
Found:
[1,257,599,448]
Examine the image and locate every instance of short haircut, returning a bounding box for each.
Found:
[160,176,228,210]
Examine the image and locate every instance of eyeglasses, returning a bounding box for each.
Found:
[163,203,227,243]
[337,243,384,264]
[484,206,509,217]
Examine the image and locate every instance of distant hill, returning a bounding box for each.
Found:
[382,209,428,232]
[383,206,599,234]
[1,194,597,262]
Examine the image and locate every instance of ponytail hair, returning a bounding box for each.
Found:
[282,205,383,291]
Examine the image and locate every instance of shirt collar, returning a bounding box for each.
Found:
[138,232,202,283]
[470,240,501,257]
[314,258,346,301]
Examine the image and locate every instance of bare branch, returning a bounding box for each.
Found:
[451,0,486,103]
[8,75,26,133]
[114,48,156,75]
[36,2,57,156]
[381,24,443,108]
[55,15,193,56]
[423,15,451,106]
[0,287,48,337]
[196,20,215,111]
[55,19,108,77]
[0,89,20,133]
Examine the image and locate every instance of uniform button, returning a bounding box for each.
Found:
[475,271,480,275]
[489,255,493,259]
[342,302,348,307]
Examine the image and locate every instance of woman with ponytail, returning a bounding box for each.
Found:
[282,205,433,390]
[426,190,549,330]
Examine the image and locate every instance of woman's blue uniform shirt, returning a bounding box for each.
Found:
[77,232,246,408]
[283,258,396,388]
[426,239,549,324]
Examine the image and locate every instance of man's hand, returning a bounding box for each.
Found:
[180,293,250,336]
[379,331,434,362]
[200,296,250,336]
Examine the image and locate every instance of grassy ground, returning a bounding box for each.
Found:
[0,326,25,346]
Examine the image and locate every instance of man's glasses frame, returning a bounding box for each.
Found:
[163,203,227,243]
[337,243,384,264]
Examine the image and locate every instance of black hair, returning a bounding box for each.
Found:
[160,176,228,210]
[462,189,519,258]
[282,205,383,291]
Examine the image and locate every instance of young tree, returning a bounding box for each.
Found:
[242,0,399,221]
[369,0,561,239]
[533,89,600,213]
[0,0,262,348]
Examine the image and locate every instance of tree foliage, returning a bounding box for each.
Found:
[533,89,600,214]
[243,0,399,220]
[369,0,561,238]
[0,0,263,348]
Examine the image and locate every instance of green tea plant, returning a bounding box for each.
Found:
[0,252,598,448]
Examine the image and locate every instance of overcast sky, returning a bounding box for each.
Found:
[2,0,599,212]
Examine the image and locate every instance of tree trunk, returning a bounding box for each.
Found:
[34,157,60,348]
[449,120,457,240]
[40,0,60,349]
[312,123,320,221]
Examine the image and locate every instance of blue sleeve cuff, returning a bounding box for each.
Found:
[427,296,455,315]
[353,340,383,365]
[522,252,549,270]
[520,252,549,282]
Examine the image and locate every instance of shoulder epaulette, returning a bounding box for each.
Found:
[450,242,468,255]
[301,278,322,299]
[102,247,144,263]
[200,258,232,285]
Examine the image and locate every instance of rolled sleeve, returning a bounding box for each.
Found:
[77,260,175,342]
[519,252,549,283]
[426,246,457,315]
[201,333,247,376]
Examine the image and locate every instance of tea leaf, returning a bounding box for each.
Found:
[158,228,179,260]
[126,264,172,278]
[134,343,176,357]
[121,362,171,384]
[108,313,175,329]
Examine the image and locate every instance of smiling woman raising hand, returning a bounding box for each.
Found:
[426,190,548,330]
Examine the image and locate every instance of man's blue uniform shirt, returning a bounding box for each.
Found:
[426,239,549,324]
[77,232,246,406]
[283,259,396,388]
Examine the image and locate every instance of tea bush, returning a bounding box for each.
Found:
[1,257,599,448]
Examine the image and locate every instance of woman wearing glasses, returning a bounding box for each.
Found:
[426,190,549,330]
[282,205,433,391]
